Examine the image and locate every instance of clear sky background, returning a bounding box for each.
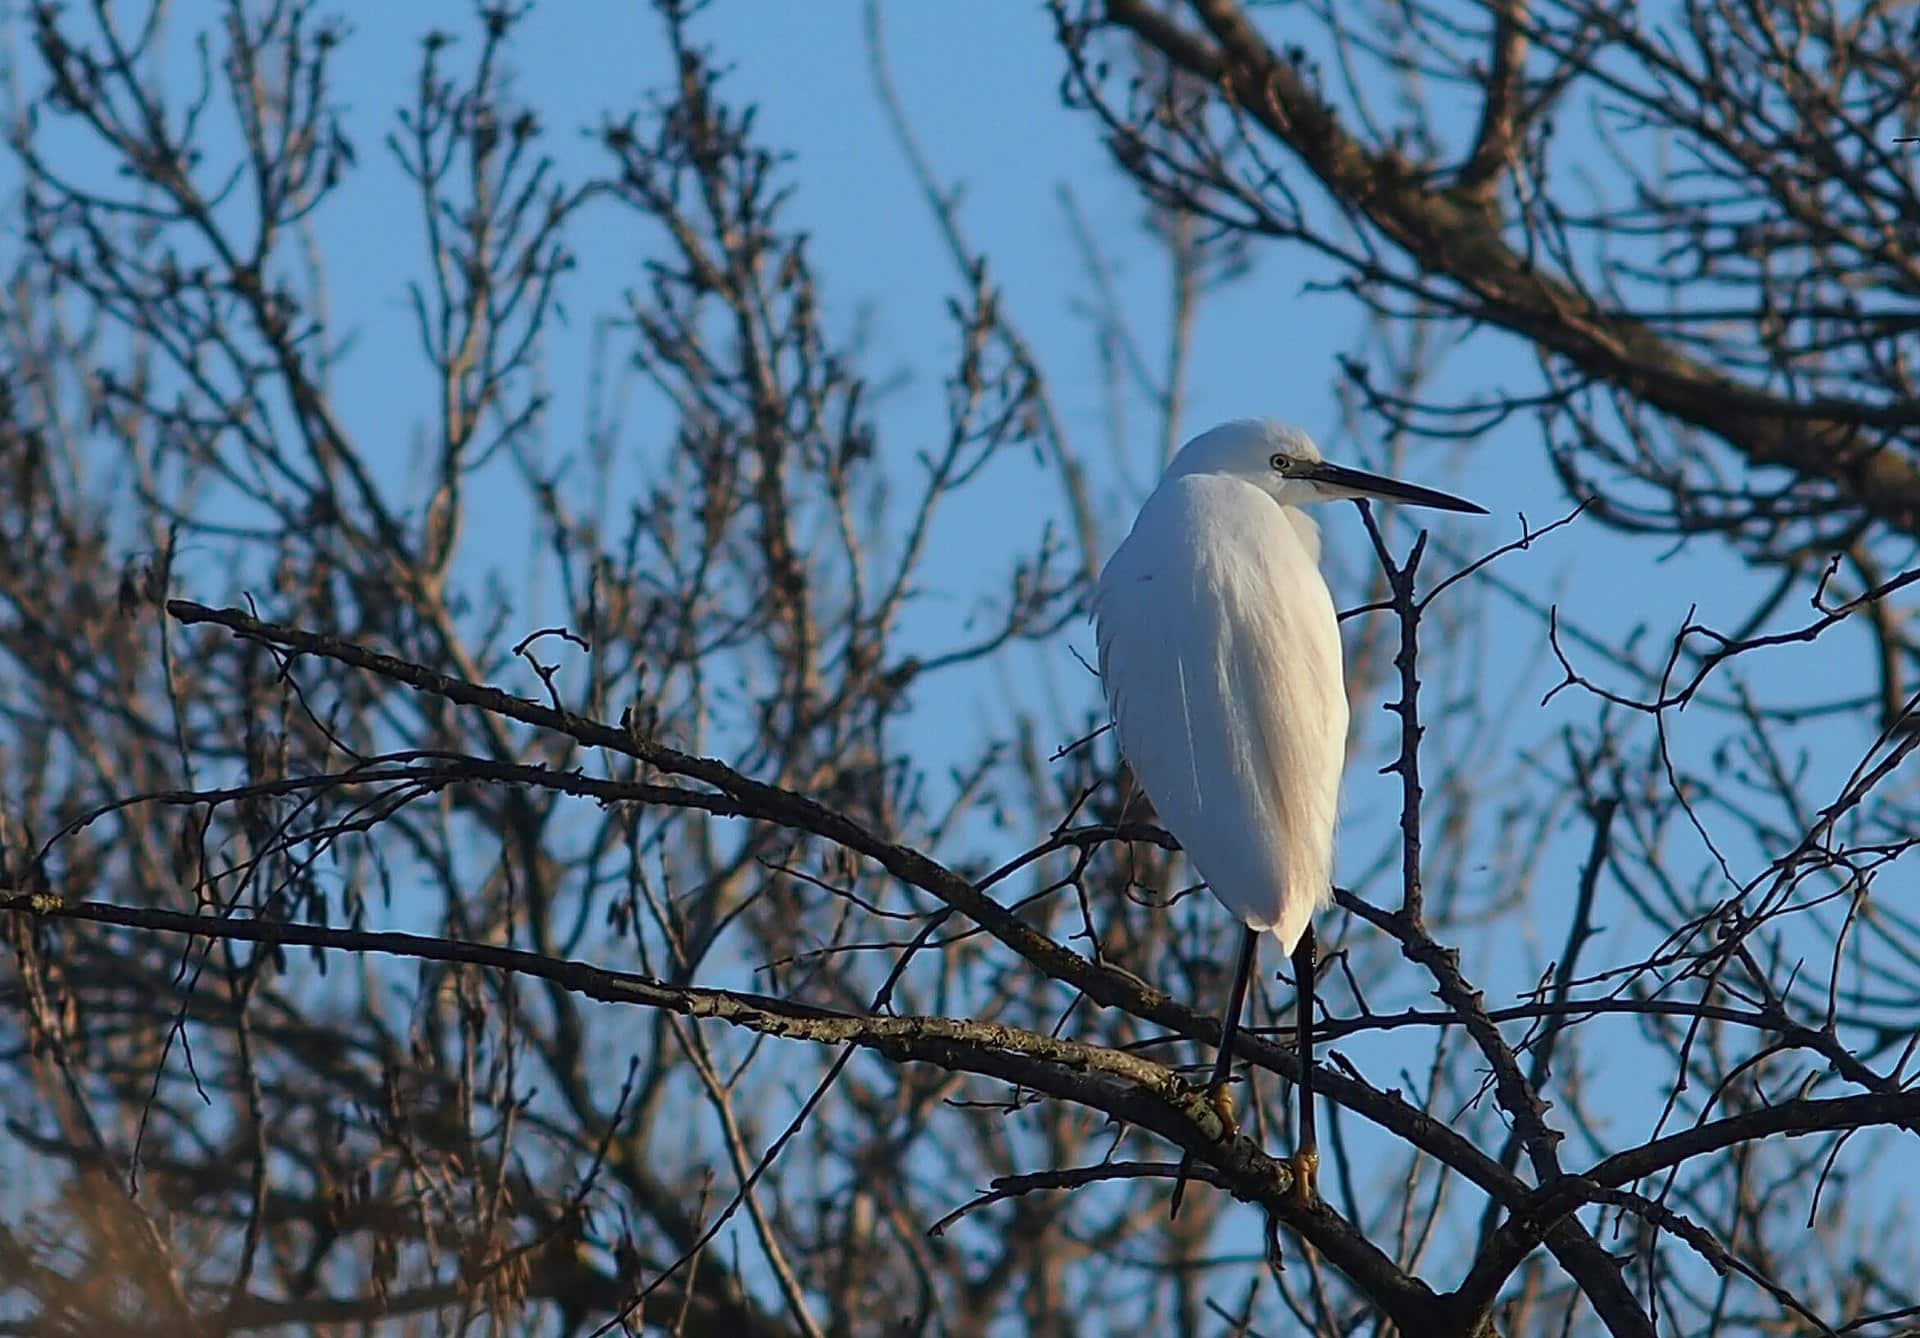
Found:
[268,0,1871,899]
[321,0,1919,1280]
[6,0,1908,1319]
[290,0,1855,714]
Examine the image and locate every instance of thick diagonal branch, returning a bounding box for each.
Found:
[0,889,1463,1332]
[152,600,1500,1327]
[1098,0,1920,535]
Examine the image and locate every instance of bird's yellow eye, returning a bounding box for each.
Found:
[1269,453,1292,474]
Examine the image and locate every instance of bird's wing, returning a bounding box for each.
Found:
[1095,476,1347,948]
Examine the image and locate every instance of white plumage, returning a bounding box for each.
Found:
[1093,419,1483,1211]
[1095,443,1345,956]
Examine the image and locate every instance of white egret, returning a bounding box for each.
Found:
[1094,419,1483,1213]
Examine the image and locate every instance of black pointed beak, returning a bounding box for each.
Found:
[1305,461,1487,514]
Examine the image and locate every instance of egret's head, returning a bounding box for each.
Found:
[1169,419,1485,514]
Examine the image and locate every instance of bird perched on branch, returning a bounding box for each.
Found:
[1094,419,1483,1214]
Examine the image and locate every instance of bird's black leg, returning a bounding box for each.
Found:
[1208,925,1261,1105]
[1170,925,1259,1218]
[1287,925,1319,1206]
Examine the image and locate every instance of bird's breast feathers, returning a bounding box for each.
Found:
[1095,474,1348,943]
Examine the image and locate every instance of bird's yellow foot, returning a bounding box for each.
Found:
[1208,1084,1240,1140]
[1286,1150,1319,1207]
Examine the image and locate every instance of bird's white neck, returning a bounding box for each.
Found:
[1282,505,1322,566]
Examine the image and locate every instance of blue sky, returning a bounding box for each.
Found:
[301,0,1915,1277]
[8,0,1911,1318]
